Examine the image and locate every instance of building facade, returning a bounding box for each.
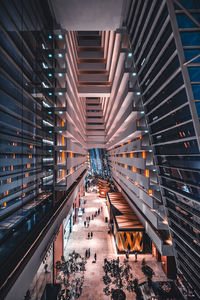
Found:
[124,0,200,296]
[0,0,199,299]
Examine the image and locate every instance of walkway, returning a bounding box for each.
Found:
[64,191,168,300]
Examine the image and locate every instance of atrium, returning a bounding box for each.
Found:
[0,0,199,299]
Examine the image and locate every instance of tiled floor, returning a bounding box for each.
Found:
[64,191,168,300]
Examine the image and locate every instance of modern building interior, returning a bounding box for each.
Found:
[0,0,199,299]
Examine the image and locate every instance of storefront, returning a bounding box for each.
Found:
[63,212,73,251]
[107,192,144,253]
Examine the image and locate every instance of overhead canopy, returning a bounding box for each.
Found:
[107,192,144,231]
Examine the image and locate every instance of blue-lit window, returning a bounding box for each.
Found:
[188,67,200,81]
[191,85,200,100]
[184,49,200,62]
[176,0,200,9]
[195,102,200,117]
[176,14,197,28]
[180,32,200,46]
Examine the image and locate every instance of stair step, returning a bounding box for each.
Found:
[78,51,104,59]
[78,39,101,47]
[78,62,106,70]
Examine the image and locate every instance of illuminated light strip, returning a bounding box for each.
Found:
[43,120,53,127]
[43,158,53,161]
[42,101,50,107]
[42,139,54,145]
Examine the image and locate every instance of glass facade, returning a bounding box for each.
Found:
[0,1,87,297]
[125,0,200,296]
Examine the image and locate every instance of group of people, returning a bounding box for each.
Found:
[85,248,97,263]
[83,206,103,229]
[84,217,90,228]
[81,203,103,263]
[88,232,93,239]
[125,250,138,261]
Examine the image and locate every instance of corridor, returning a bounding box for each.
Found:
[63,190,168,300]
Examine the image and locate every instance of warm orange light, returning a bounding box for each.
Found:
[62,135,65,145]
[142,151,146,159]
[137,121,140,126]
[139,136,142,140]
[22,193,26,197]
[184,142,187,148]
[123,153,126,158]
[70,167,73,174]
[62,120,65,127]
[13,154,15,159]
[27,164,31,168]
[23,184,27,188]
[130,153,134,158]
[145,170,149,177]
[7,178,11,183]
[5,190,9,195]
[70,152,73,158]
[11,165,13,171]
[148,190,153,195]
[30,145,33,149]
[25,173,29,177]
[124,164,127,169]
[128,141,131,144]
[132,166,136,172]
[62,169,65,179]
[29,154,32,159]
[3,202,7,207]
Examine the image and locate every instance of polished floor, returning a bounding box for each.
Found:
[64,190,168,300]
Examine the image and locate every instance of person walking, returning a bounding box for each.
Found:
[85,249,88,259]
[88,232,90,239]
[135,251,138,262]
[101,206,103,212]
[91,232,93,239]
[89,216,90,221]
[88,248,90,258]
[94,253,97,262]
[92,214,94,220]
[84,221,86,228]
